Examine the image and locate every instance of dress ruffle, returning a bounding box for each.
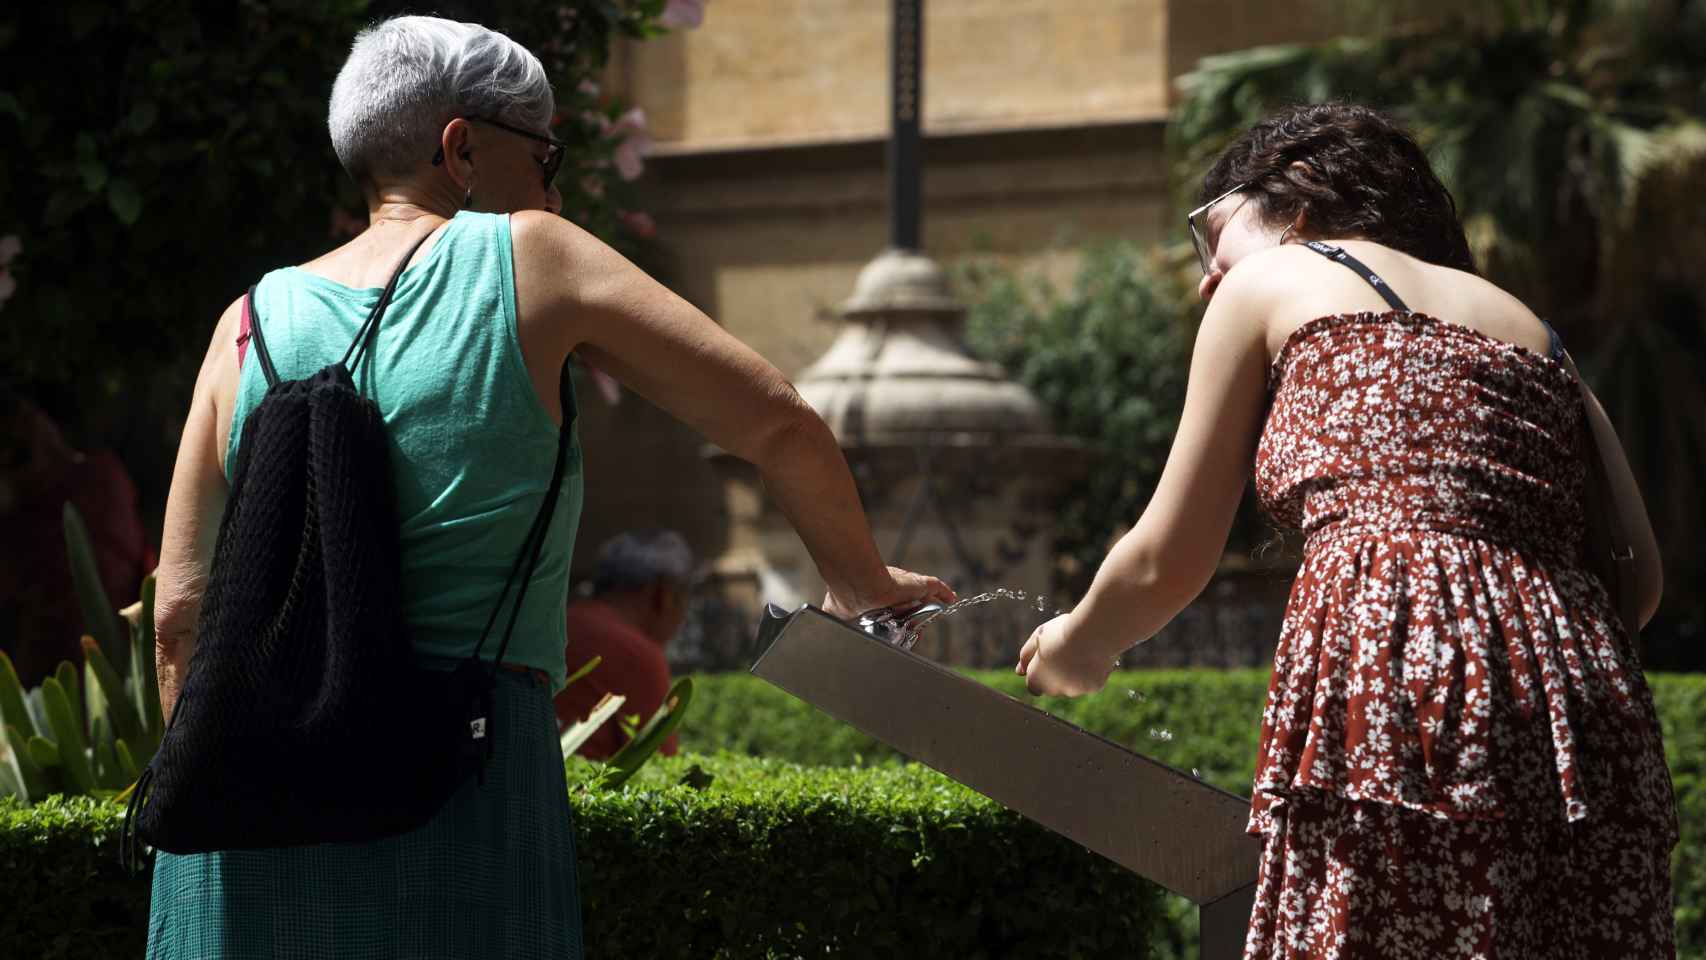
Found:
[1249,526,1674,841]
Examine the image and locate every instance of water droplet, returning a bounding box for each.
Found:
[1148,727,1174,742]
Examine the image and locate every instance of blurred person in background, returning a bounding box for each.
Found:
[0,388,153,686]
[554,529,694,759]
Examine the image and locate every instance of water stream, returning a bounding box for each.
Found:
[897,587,1057,647]
[891,589,1196,767]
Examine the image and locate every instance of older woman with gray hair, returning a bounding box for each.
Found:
[146,15,952,959]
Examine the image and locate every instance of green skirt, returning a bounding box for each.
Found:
[146,667,583,959]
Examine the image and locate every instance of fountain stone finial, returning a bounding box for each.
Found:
[840,247,962,317]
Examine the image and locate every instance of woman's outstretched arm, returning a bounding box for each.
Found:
[1559,351,1663,626]
[1018,269,1272,695]
[510,212,953,618]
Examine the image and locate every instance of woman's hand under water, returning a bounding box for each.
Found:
[822,566,956,621]
[1016,612,1117,697]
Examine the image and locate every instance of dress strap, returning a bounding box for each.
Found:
[1302,240,1410,312]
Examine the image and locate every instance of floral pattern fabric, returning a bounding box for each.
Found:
[1244,312,1677,959]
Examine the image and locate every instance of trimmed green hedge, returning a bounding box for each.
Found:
[0,754,1160,959]
[8,670,1703,957]
[686,668,1706,957]
[683,668,1270,793]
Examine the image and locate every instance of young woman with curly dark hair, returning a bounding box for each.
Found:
[1018,102,1676,957]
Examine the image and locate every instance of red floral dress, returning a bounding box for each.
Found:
[1245,311,1678,959]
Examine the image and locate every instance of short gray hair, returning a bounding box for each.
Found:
[589,530,695,595]
[328,15,554,184]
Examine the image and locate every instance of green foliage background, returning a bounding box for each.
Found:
[0,0,669,512]
[956,244,1208,592]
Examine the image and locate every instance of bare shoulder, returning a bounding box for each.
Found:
[204,296,246,454]
[1206,245,1302,344]
[509,211,636,313]
[509,210,610,280]
[1220,243,1325,298]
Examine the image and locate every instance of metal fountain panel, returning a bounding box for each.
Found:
[749,604,1260,908]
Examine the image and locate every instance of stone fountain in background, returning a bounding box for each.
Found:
[706,245,1094,667]
[688,0,1093,670]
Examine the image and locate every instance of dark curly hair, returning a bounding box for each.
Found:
[1201,102,1476,273]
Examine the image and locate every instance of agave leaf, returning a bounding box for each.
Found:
[4,723,47,801]
[25,687,50,740]
[90,713,125,789]
[128,601,147,712]
[63,502,127,673]
[27,735,59,769]
[82,636,143,746]
[560,692,626,759]
[40,676,95,793]
[54,660,82,732]
[138,576,163,742]
[0,651,35,737]
[563,654,602,689]
[114,737,140,783]
[0,760,23,802]
[599,677,694,791]
[84,660,108,748]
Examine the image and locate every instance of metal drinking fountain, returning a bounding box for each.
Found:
[750,604,1260,958]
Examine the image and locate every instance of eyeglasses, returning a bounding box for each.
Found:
[432,115,569,192]
[1186,181,1249,276]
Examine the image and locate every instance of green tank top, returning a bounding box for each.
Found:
[228,212,583,689]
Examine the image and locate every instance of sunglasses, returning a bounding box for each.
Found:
[1186,181,1250,276]
[432,115,569,192]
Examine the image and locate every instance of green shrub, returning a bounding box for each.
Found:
[955,244,1202,591]
[566,754,1161,957]
[0,754,1161,959]
[1655,677,1706,952]
[684,669,1706,958]
[8,671,1703,958]
[681,669,1270,794]
[0,794,146,958]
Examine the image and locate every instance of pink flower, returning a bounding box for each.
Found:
[659,0,707,30]
[618,210,657,238]
[605,107,652,181]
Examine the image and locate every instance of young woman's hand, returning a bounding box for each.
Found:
[1016,612,1118,697]
[822,566,955,621]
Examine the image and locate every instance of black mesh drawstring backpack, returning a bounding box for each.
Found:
[122,233,575,868]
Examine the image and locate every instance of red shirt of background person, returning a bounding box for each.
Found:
[0,392,155,686]
[554,530,692,760]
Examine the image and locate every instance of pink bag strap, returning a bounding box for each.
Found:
[236,293,253,369]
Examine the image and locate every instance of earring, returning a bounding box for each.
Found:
[462,184,474,209]
[1279,223,1297,245]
